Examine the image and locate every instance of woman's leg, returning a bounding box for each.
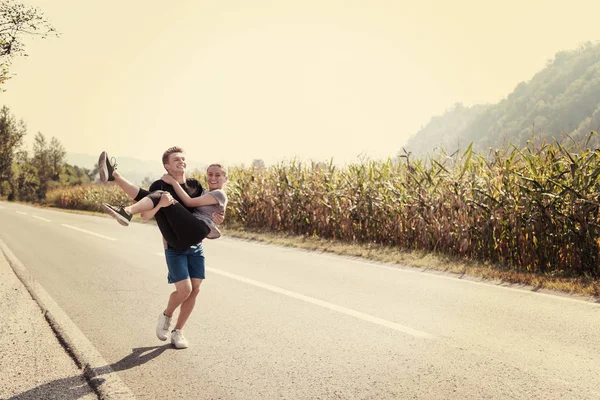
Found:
[101,189,159,226]
[113,171,144,200]
[134,185,151,200]
[124,197,155,215]
[106,180,210,249]
[155,203,211,250]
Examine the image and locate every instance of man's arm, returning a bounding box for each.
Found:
[140,205,161,221]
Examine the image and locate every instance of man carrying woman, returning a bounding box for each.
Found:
[98,147,227,349]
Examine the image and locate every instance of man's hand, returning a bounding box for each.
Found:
[212,211,225,225]
[161,174,177,185]
[158,192,175,208]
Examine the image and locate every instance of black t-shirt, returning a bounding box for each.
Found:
[148,178,203,213]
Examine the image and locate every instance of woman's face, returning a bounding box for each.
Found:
[207,166,227,190]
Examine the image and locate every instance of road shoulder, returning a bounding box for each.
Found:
[0,247,98,400]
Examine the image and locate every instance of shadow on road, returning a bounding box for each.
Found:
[8,345,172,400]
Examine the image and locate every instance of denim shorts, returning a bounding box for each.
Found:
[164,243,205,283]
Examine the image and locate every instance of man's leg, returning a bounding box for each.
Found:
[164,278,193,318]
[175,278,202,330]
[163,279,194,349]
[157,248,193,342]
[171,244,205,349]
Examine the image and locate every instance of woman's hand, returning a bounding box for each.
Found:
[158,192,175,208]
[212,211,225,225]
[161,174,177,185]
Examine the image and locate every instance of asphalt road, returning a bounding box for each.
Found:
[1,200,599,399]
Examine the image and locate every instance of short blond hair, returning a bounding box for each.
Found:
[162,146,185,165]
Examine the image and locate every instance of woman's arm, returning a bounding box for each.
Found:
[174,183,219,207]
[162,174,219,208]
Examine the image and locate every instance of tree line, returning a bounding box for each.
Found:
[404,41,600,157]
[0,106,95,201]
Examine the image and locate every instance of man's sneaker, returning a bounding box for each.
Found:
[171,329,189,349]
[101,203,132,226]
[156,312,172,341]
[98,151,117,182]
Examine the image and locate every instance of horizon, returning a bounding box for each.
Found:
[2,0,600,167]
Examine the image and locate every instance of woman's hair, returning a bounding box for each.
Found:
[162,146,185,165]
[207,163,227,176]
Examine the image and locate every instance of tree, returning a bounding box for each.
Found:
[15,157,38,201]
[48,136,65,179]
[87,163,99,182]
[140,176,153,189]
[60,164,91,186]
[251,159,266,170]
[31,131,53,199]
[0,105,26,183]
[9,147,37,201]
[0,0,57,87]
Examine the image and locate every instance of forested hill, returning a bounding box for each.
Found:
[404,42,600,157]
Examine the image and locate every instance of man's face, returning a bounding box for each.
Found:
[165,152,186,174]
[207,166,227,190]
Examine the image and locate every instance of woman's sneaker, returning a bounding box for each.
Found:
[171,329,189,349]
[206,220,222,239]
[101,203,132,226]
[98,151,117,182]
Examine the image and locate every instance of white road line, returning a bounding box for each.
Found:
[16,211,27,215]
[153,252,432,337]
[32,215,51,222]
[212,266,434,339]
[62,224,117,241]
[310,252,600,307]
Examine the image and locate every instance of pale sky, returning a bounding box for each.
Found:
[1,0,599,167]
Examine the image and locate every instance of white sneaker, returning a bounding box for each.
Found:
[156,313,172,341]
[171,329,189,349]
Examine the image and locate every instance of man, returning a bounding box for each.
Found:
[98,147,223,349]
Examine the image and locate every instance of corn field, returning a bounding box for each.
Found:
[225,135,600,277]
[45,134,600,277]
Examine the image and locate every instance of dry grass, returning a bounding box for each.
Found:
[220,225,600,299]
